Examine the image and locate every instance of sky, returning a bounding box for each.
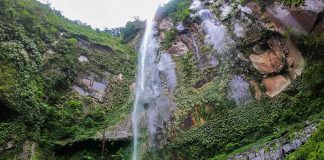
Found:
[37,0,169,29]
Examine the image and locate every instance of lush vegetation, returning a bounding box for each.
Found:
[0,0,323,159]
[157,18,324,160]
[280,0,305,6]
[120,17,145,43]
[158,0,191,22]
[0,0,136,159]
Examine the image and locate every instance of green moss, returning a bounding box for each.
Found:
[161,29,177,50]
[280,0,305,6]
[0,0,136,159]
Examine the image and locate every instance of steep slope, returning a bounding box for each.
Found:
[145,0,324,159]
[0,0,135,159]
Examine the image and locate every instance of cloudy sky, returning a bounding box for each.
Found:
[37,0,169,29]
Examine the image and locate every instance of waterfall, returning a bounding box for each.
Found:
[132,1,174,160]
[131,18,157,160]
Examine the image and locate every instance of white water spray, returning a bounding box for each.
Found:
[132,1,172,160]
[131,17,157,160]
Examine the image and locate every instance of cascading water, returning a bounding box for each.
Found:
[198,9,233,53]
[131,18,157,160]
[132,1,175,160]
[190,0,233,55]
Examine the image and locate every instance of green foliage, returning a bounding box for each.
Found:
[121,17,144,43]
[169,1,191,22]
[297,33,324,60]
[166,99,282,159]
[161,22,324,159]
[281,0,305,6]
[159,0,191,22]
[161,29,177,50]
[0,0,136,159]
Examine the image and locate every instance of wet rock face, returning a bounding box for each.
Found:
[246,2,261,15]
[155,0,312,103]
[198,9,234,54]
[262,75,291,97]
[265,0,324,35]
[148,96,173,147]
[228,75,252,105]
[190,0,203,11]
[176,22,186,33]
[158,52,177,92]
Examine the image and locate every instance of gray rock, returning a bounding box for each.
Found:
[291,142,297,150]
[176,22,185,32]
[259,149,265,159]
[278,148,284,160]
[269,150,278,159]
[252,157,262,160]
[264,150,270,159]
[190,0,203,11]
[294,139,302,147]
[5,141,14,150]
[305,121,311,125]
[282,144,291,153]
[248,153,255,159]
[238,5,253,14]
[78,55,89,62]
[228,75,252,105]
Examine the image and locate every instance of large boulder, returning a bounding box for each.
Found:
[249,38,285,74]
[176,22,186,33]
[249,51,284,74]
[262,75,291,97]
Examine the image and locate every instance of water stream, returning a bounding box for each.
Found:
[132,1,174,160]
[131,17,157,160]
